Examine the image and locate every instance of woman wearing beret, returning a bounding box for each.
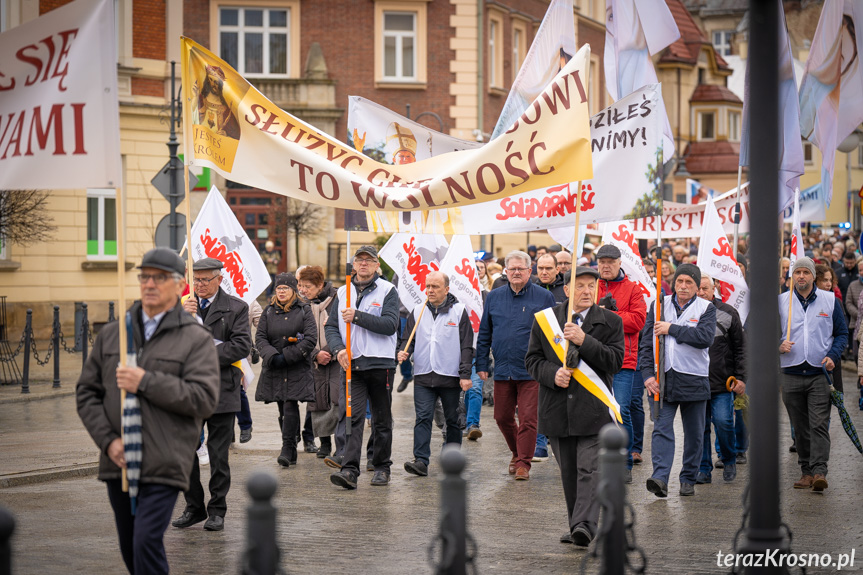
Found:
[255,273,317,467]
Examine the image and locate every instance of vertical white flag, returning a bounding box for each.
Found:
[789,187,804,265]
[604,0,678,161]
[439,235,484,337]
[601,222,655,306]
[798,0,863,207]
[189,187,272,304]
[697,199,750,322]
[379,233,449,311]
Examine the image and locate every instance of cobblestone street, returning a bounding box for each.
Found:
[2,366,862,574]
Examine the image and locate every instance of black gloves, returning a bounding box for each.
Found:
[270,353,287,368]
[598,294,618,311]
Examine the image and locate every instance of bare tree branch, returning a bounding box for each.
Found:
[271,198,326,267]
[0,190,57,246]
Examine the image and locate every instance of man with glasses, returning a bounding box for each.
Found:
[172,257,251,531]
[325,245,400,489]
[477,250,556,480]
[556,250,572,275]
[77,248,220,574]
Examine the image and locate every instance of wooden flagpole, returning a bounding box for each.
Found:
[564,181,583,370]
[399,299,428,362]
[115,185,129,492]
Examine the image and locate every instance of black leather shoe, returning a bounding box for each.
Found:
[571,525,593,547]
[239,427,252,443]
[172,511,207,529]
[304,441,318,454]
[277,446,292,467]
[370,470,390,486]
[330,469,357,489]
[324,454,343,469]
[317,438,332,459]
[366,461,375,472]
[679,482,695,496]
[203,516,224,531]
[404,460,429,476]
[560,532,573,544]
[646,477,668,498]
[396,377,412,392]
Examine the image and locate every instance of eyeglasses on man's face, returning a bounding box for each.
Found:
[138,273,174,285]
[354,258,377,265]
[192,275,219,285]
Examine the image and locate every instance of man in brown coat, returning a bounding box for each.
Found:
[77,248,220,575]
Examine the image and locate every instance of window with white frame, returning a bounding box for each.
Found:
[512,26,524,80]
[382,11,416,81]
[803,141,813,165]
[488,16,502,88]
[713,30,733,57]
[698,111,715,141]
[87,190,117,259]
[728,110,741,142]
[220,7,290,77]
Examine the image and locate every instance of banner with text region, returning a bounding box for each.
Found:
[189,186,272,304]
[696,198,749,322]
[459,85,664,233]
[379,233,449,312]
[181,38,592,212]
[601,221,655,307]
[439,235,484,340]
[0,0,121,189]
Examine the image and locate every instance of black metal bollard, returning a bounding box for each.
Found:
[108,301,115,322]
[52,305,60,388]
[21,310,31,394]
[599,424,627,575]
[435,445,468,575]
[0,506,14,575]
[241,472,279,575]
[81,303,89,368]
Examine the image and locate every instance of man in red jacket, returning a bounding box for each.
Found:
[596,244,647,483]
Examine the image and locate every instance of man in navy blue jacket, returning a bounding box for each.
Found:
[477,250,556,481]
[638,264,716,498]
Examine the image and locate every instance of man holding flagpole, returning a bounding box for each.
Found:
[525,266,624,547]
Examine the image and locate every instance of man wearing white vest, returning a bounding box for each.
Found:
[324,245,400,489]
[398,272,474,476]
[638,263,716,498]
[779,256,848,492]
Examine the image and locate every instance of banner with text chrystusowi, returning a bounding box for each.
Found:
[180,38,592,211]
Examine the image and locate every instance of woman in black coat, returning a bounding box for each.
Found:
[255,273,317,467]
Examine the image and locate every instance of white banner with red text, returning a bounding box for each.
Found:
[696,199,749,322]
[379,233,449,312]
[438,235,484,338]
[601,221,655,306]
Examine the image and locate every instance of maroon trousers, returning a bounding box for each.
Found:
[493,379,539,470]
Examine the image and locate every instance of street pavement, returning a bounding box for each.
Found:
[2,362,863,574]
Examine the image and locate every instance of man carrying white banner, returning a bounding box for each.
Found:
[525,265,624,546]
[697,199,750,323]
[189,187,272,304]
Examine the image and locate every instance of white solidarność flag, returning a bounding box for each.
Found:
[491,0,576,140]
[438,235,484,337]
[0,0,121,189]
[788,187,804,266]
[601,222,655,306]
[798,0,863,207]
[189,186,272,304]
[379,233,449,312]
[739,0,804,212]
[697,199,750,323]
[604,0,678,161]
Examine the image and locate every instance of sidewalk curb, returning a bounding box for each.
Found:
[0,463,98,489]
[0,389,76,405]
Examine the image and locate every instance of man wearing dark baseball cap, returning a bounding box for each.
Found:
[595,243,647,482]
[526,264,624,546]
[638,263,716,498]
[173,256,251,532]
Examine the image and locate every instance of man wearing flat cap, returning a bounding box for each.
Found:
[77,248,220,574]
[595,243,647,483]
[525,266,624,547]
[779,256,848,492]
[638,263,716,498]
[172,257,251,531]
[325,245,400,489]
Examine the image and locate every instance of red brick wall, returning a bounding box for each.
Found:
[184,0,211,50]
[132,77,164,97]
[40,0,74,14]
[133,0,166,59]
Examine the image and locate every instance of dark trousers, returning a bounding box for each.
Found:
[278,400,300,449]
[298,410,315,444]
[342,368,393,475]
[106,480,179,575]
[237,388,252,431]
[781,372,831,476]
[651,400,706,485]
[630,366,646,454]
[414,384,462,465]
[493,379,539,471]
[184,412,234,517]
[549,435,600,536]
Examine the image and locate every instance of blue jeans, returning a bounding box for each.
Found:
[536,433,548,454]
[612,369,635,469]
[399,317,413,379]
[413,384,462,465]
[630,367,646,455]
[465,361,483,428]
[700,392,736,475]
[716,407,749,458]
[651,400,707,485]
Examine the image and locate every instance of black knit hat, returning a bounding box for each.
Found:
[672,263,701,287]
[274,272,298,290]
